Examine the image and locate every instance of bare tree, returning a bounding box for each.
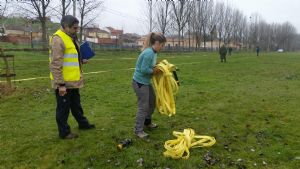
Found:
[257,20,270,50]
[248,13,262,48]
[291,34,300,51]
[148,0,300,52]
[191,0,203,50]
[242,13,298,51]
[193,0,202,50]
[207,1,218,50]
[214,2,226,48]
[171,0,190,49]
[77,0,104,43]
[277,22,297,50]
[154,1,171,35]
[31,0,51,48]
[0,0,9,18]
[189,0,216,51]
[223,5,233,45]
[0,0,9,41]
[48,0,72,22]
[201,0,214,50]
[237,15,248,50]
[61,0,72,18]
[139,0,155,34]
[186,3,196,51]
[16,0,52,48]
[231,9,241,47]
[53,0,73,19]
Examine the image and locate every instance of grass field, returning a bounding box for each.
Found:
[0,49,300,169]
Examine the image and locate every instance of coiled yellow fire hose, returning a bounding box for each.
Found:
[153,61,216,159]
[152,60,179,116]
[163,128,216,159]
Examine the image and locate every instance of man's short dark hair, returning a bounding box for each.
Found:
[61,15,79,29]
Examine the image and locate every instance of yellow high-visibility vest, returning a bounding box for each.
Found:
[49,29,80,81]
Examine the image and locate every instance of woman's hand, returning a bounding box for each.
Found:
[153,66,161,75]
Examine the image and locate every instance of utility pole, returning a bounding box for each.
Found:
[73,0,76,17]
[148,0,152,32]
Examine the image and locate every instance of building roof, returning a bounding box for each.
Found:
[84,27,101,32]
[105,27,123,36]
[98,29,109,34]
[123,33,141,43]
[5,25,25,31]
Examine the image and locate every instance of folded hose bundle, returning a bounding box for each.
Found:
[164,128,216,159]
[152,60,179,116]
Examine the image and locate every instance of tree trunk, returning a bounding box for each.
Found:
[181,30,184,51]
[188,27,191,51]
[79,11,84,43]
[211,34,213,51]
[203,26,206,50]
[178,30,181,51]
[41,18,47,49]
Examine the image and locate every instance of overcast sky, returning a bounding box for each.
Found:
[96,0,300,35]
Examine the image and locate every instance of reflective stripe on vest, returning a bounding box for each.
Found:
[63,62,80,67]
[64,54,78,58]
[49,29,80,81]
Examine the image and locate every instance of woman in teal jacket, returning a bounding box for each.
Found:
[132,32,166,139]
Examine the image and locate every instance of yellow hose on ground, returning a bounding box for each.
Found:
[152,60,179,116]
[163,128,216,159]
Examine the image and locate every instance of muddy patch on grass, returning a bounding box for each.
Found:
[0,83,15,96]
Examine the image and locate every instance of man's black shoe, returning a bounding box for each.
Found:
[79,124,95,130]
[62,132,78,139]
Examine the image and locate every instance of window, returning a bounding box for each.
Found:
[0,28,4,34]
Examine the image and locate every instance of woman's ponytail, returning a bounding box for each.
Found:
[142,32,155,51]
[141,32,166,51]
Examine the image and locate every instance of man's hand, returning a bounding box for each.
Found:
[58,86,67,96]
[153,66,161,75]
[82,59,88,64]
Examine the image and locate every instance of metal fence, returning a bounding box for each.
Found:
[1,40,252,53]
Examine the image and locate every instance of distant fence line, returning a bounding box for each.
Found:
[88,42,242,52]
[1,41,254,52]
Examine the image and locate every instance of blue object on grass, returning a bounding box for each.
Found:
[80,41,95,60]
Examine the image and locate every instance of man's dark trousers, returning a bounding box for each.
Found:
[220,55,226,62]
[55,88,90,138]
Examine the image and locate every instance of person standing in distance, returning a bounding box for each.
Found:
[256,46,260,56]
[228,46,233,56]
[49,15,95,139]
[219,44,227,63]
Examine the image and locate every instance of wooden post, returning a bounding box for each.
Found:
[0,48,15,89]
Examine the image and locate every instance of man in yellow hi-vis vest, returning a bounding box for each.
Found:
[49,15,95,139]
